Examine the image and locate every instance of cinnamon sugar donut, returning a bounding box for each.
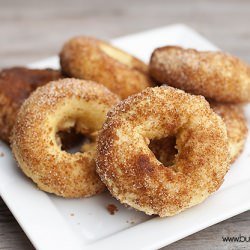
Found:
[96,86,229,217]
[11,79,120,198]
[150,103,248,165]
[60,37,153,99]
[210,103,248,163]
[0,67,62,142]
[149,46,250,103]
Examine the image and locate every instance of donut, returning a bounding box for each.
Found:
[0,67,62,142]
[96,86,229,217]
[149,102,248,165]
[60,36,153,99]
[11,79,120,198]
[210,102,248,163]
[149,46,250,103]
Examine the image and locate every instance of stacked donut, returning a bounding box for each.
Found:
[7,36,249,217]
[0,67,62,143]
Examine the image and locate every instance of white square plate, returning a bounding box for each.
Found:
[0,24,250,250]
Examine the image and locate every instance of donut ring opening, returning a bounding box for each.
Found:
[60,37,152,99]
[148,136,178,167]
[57,128,84,152]
[99,43,133,69]
[56,124,96,154]
[48,98,101,152]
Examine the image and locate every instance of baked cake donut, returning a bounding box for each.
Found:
[60,36,153,99]
[149,46,250,103]
[11,79,120,198]
[96,86,229,217]
[210,102,248,163]
[0,67,62,142]
[150,103,248,165]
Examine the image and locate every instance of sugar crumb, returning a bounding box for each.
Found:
[107,204,118,215]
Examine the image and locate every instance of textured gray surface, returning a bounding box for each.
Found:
[0,0,250,249]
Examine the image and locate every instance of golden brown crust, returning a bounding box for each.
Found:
[11,78,120,198]
[0,67,62,142]
[149,46,250,103]
[96,86,229,217]
[60,36,153,99]
[149,102,248,165]
[210,102,248,163]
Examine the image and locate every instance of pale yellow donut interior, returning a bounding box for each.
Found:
[99,43,133,67]
[47,98,104,154]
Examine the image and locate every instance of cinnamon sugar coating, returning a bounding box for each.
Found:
[0,67,62,142]
[150,102,248,166]
[11,79,120,198]
[149,46,250,103]
[96,86,229,217]
[210,102,248,163]
[60,36,153,99]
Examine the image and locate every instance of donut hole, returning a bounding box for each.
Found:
[148,136,178,167]
[56,127,96,154]
[99,43,132,67]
